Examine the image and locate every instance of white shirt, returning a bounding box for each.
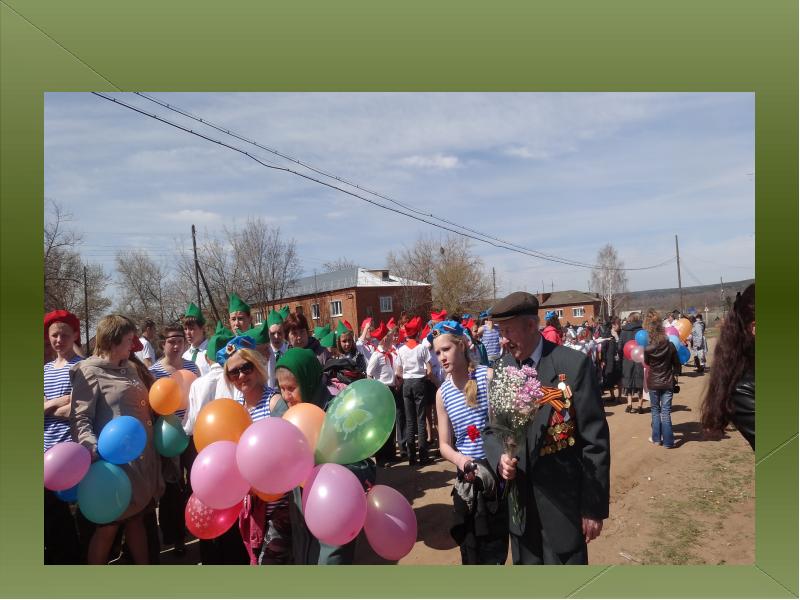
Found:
[422,337,445,386]
[135,337,156,364]
[366,344,397,386]
[395,342,431,379]
[182,338,210,376]
[356,338,376,363]
[183,362,225,434]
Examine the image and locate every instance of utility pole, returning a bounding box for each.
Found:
[492,267,497,302]
[191,224,202,310]
[675,235,684,313]
[83,265,90,355]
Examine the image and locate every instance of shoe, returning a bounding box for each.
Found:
[638,407,643,414]
[624,406,631,413]
[418,455,434,466]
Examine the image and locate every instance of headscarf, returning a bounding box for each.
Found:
[275,348,323,407]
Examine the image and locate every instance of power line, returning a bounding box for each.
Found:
[93,92,675,272]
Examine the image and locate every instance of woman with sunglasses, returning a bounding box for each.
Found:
[216,337,281,564]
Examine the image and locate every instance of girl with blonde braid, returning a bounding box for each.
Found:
[431,321,508,564]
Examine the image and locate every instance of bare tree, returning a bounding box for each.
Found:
[115,249,182,326]
[322,257,358,273]
[174,219,302,322]
[388,234,492,316]
[387,236,437,314]
[44,200,112,330]
[590,244,628,319]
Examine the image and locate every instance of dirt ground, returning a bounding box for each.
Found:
[152,337,754,566]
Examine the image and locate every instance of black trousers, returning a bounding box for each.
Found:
[402,378,428,458]
[377,385,404,460]
[510,532,588,565]
[44,489,81,564]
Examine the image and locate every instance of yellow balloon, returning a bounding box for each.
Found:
[676,318,692,341]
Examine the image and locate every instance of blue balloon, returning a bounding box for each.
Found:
[635,330,649,347]
[97,416,146,464]
[668,335,682,350]
[55,484,79,503]
[677,344,691,364]
[77,461,132,524]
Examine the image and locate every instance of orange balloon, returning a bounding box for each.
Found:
[282,403,326,450]
[149,377,182,415]
[193,398,253,452]
[170,369,197,410]
[676,318,692,341]
[252,488,286,502]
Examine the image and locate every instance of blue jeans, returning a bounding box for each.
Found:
[649,389,675,448]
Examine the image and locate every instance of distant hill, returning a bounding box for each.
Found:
[618,278,754,317]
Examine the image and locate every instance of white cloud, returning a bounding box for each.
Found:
[160,209,221,224]
[399,154,460,170]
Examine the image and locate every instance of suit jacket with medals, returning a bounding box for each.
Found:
[483,339,610,554]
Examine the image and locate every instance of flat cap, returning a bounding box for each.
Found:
[489,291,539,322]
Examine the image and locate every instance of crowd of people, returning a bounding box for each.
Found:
[43,283,754,566]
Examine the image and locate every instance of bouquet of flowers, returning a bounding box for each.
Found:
[488,363,546,528]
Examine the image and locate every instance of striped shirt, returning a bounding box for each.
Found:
[237,385,274,422]
[43,355,82,452]
[481,326,501,357]
[149,360,200,420]
[440,365,490,459]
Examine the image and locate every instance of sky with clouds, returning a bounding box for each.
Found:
[44,92,754,302]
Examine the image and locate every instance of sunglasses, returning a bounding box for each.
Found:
[228,362,255,378]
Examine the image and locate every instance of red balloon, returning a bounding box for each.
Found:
[184,493,242,540]
[623,340,638,361]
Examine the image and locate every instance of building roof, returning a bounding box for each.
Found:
[540,290,600,307]
[286,268,429,297]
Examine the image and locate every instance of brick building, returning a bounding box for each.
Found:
[537,290,602,326]
[253,268,432,335]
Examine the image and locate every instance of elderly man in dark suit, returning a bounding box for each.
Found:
[483,292,610,565]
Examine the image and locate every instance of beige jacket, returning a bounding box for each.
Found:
[70,356,164,520]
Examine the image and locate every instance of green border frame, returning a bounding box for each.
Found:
[1,1,796,597]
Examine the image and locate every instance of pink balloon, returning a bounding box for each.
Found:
[630,345,645,364]
[44,442,91,491]
[665,326,680,337]
[622,340,638,361]
[190,441,250,509]
[235,418,314,495]
[302,464,367,546]
[364,485,417,561]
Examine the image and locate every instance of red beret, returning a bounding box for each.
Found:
[44,310,81,344]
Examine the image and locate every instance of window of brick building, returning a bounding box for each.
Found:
[572,307,585,317]
[379,296,393,313]
[311,303,320,320]
[330,300,343,317]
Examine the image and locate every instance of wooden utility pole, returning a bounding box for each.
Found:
[492,267,496,302]
[83,265,90,355]
[191,224,202,310]
[675,235,684,313]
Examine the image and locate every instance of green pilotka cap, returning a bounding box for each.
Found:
[215,320,234,337]
[335,320,352,337]
[244,320,270,345]
[313,325,331,340]
[319,330,336,348]
[267,309,284,328]
[279,305,290,319]
[228,292,251,315]
[183,302,206,325]
[206,333,232,363]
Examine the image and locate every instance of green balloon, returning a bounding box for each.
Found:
[154,414,190,457]
[315,379,396,465]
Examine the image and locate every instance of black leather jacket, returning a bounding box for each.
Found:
[730,372,755,450]
[644,339,681,390]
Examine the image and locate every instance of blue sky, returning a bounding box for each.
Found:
[44,92,754,298]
